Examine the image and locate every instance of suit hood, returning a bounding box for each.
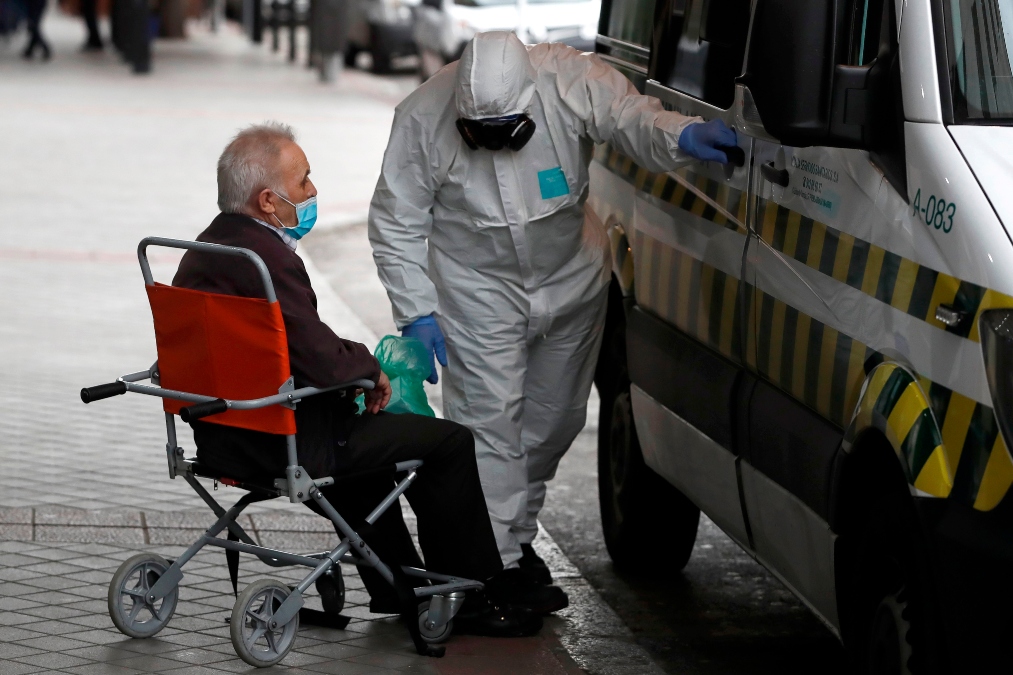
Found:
[455,31,537,120]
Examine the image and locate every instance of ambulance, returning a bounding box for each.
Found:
[588,0,1013,671]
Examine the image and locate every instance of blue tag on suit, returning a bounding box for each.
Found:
[538,167,569,199]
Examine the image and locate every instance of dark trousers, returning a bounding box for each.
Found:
[193,410,503,599]
[21,0,48,56]
[308,412,503,597]
[81,0,102,45]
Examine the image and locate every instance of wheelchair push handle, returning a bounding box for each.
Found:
[180,399,229,423]
[80,381,128,403]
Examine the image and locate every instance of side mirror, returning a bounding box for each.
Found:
[737,0,892,149]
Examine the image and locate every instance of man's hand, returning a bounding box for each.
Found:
[364,371,392,414]
[678,119,738,164]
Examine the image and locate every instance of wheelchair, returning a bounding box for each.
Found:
[81,237,480,667]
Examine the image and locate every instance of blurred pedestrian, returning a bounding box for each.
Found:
[20,0,50,60]
[81,0,102,50]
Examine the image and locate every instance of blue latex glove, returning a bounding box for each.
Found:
[678,119,738,164]
[401,315,448,384]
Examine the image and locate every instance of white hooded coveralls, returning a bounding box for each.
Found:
[369,32,701,566]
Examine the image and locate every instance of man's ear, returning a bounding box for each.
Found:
[256,188,276,214]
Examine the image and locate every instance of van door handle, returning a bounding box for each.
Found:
[715,144,745,167]
[761,161,790,187]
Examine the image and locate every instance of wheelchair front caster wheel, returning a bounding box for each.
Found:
[231,579,300,667]
[315,566,345,615]
[108,553,178,638]
[417,600,453,644]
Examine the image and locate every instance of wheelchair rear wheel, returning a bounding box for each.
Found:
[108,553,178,638]
[231,579,300,667]
[417,600,453,644]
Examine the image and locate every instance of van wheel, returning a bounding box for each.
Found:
[369,25,392,74]
[868,588,914,675]
[598,378,700,574]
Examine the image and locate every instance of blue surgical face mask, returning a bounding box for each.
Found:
[273,192,317,240]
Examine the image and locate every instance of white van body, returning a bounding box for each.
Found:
[588,0,1013,670]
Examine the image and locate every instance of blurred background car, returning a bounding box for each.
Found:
[345,0,419,73]
[412,0,599,80]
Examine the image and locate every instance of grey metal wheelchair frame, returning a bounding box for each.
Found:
[83,237,482,660]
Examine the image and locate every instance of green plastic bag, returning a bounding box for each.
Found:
[355,335,436,417]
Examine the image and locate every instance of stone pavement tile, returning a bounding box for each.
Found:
[70,643,150,662]
[62,543,139,557]
[61,610,120,629]
[158,632,232,649]
[250,512,334,533]
[0,661,49,675]
[300,641,373,661]
[302,661,398,674]
[255,531,338,552]
[34,508,142,527]
[15,546,90,563]
[0,524,32,540]
[62,662,144,675]
[146,528,205,546]
[11,650,94,671]
[63,628,142,646]
[0,507,33,524]
[158,646,236,666]
[0,642,44,660]
[111,637,185,656]
[19,560,92,575]
[18,589,94,607]
[158,667,242,675]
[10,618,90,637]
[65,569,122,585]
[143,512,250,531]
[21,574,91,592]
[0,552,47,567]
[0,611,47,626]
[0,582,46,597]
[19,603,90,620]
[0,566,45,582]
[15,634,95,652]
[0,625,47,642]
[106,653,189,672]
[0,595,43,612]
[35,526,147,545]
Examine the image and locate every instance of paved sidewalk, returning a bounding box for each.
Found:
[0,10,661,675]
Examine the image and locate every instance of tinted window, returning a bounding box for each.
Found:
[945,0,1013,120]
[651,0,750,109]
[601,0,657,46]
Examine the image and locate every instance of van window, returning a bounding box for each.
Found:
[849,0,887,65]
[600,0,657,47]
[650,0,750,109]
[945,0,1013,120]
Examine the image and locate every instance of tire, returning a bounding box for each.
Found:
[231,579,299,668]
[344,44,360,68]
[596,287,701,574]
[868,589,914,675]
[315,566,345,615]
[108,553,178,638]
[369,25,392,74]
[838,445,942,675]
[417,600,453,644]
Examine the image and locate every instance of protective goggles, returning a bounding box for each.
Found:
[456,114,536,152]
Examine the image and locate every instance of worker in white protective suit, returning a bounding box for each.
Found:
[368,31,736,614]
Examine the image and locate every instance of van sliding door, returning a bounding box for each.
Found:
[621,0,753,545]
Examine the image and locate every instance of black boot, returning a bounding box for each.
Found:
[453,591,543,637]
[519,543,552,585]
[486,568,568,615]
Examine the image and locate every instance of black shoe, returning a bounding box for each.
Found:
[486,568,569,615]
[453,592,543,637]
[82,40,103,52]
[519,543,552,585]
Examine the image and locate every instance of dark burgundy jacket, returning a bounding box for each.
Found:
[173,212,380,388]
[172,213,379,479]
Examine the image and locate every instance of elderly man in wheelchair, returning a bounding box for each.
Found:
[81,122,542,668]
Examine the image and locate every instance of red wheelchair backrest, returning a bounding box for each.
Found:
[146,283,297,435]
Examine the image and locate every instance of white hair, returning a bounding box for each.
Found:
[217,122,296,214]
